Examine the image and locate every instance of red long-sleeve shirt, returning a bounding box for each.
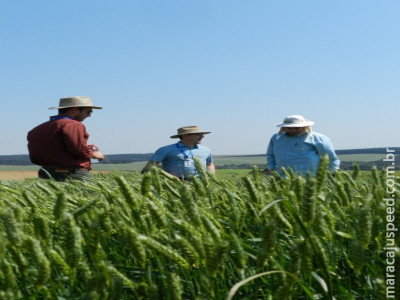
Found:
[27,117,93,169]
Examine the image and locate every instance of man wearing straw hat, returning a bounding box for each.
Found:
[27,96,104,181]
[141,126,215,180]
[266,115,340,177]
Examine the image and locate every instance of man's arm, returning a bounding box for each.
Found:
[62,122,94,158]
[141,161,160,174]
[265,168,275,175]
[141,160,180,181]
[314,136,340,172]
[206,162,215,175]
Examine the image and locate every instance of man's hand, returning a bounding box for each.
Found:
[265,169,274,176]
[89,145,104,161]
[141,161,160,174]
[92,151,104,161]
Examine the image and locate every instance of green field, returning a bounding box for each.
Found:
[0,153,389,172]
[213,153,386,165]
[0,165,40,171]
[0,160,398,299]
[93,153,388,171]
[93,161,147,171]
[337,153,385,162]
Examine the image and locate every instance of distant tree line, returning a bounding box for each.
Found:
[0,148,398,170]
[0,155,32,165]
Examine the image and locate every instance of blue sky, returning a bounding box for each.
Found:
[1,0,399,155]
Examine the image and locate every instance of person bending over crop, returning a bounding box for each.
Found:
[266,115,340,177]
[27,96,104,181]
[141,126,215,180]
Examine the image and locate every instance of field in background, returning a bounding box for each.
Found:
[0,171,38,180]
[91,153,385,171]
[93,161,147,171]
[213,153,385,164]
[0,165,40,171]
[0,153,389,180]
[337,153,385,161]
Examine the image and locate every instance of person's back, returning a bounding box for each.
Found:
[28,117,91,169]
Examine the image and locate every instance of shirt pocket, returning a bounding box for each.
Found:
[295,143,315,155]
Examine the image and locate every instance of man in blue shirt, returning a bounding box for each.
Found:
[266,115,340,177]
[141,126,215,179]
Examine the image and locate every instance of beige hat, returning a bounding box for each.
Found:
[49,96,103,110]
[170,126,211,138]
[275,115,314,127]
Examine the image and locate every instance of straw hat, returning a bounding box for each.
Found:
[49,96,102,110]
[275,115,314,127]
[170,126,211,138]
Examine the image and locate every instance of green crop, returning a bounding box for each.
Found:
[0,165,398,299]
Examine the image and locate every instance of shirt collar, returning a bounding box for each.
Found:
[177,141,199,149]
[50,115,73,121]
[277,130,311,139]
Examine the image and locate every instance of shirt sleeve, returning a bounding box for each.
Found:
[206,152,213,164]
[150,147,167,163]
[61,122,93,159]
[266,135,276,170]
[313,135,340,172]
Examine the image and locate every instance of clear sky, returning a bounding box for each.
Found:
[1,0,399,156]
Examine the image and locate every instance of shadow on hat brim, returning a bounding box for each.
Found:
[170,131,211,138]
[275,121,314,127]
[48,106,103,110]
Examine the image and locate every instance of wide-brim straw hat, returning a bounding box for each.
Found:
[275,115,314,127]
[170,126,211,138]
[49,96,103,110]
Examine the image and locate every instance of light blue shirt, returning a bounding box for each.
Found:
[266,131,340,177]
[150,141,213,178]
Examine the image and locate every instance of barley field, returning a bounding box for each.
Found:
[0,159,399,299]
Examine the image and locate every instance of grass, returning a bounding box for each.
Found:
[96,153,388,171]
[92,161,146,171]
[0,165,40,171]
[337,153,385,162]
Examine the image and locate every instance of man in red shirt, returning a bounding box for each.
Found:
[27,96,104,181]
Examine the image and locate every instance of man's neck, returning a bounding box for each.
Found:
[179,141,197,148]
[59,112,77,121]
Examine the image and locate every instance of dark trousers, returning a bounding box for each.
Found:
[38,166,92,181]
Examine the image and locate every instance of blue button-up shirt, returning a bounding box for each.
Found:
[150,141,213,178]
[266,131,340,177]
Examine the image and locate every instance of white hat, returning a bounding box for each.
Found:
[49,96,102,110]
[275,115,314,127]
